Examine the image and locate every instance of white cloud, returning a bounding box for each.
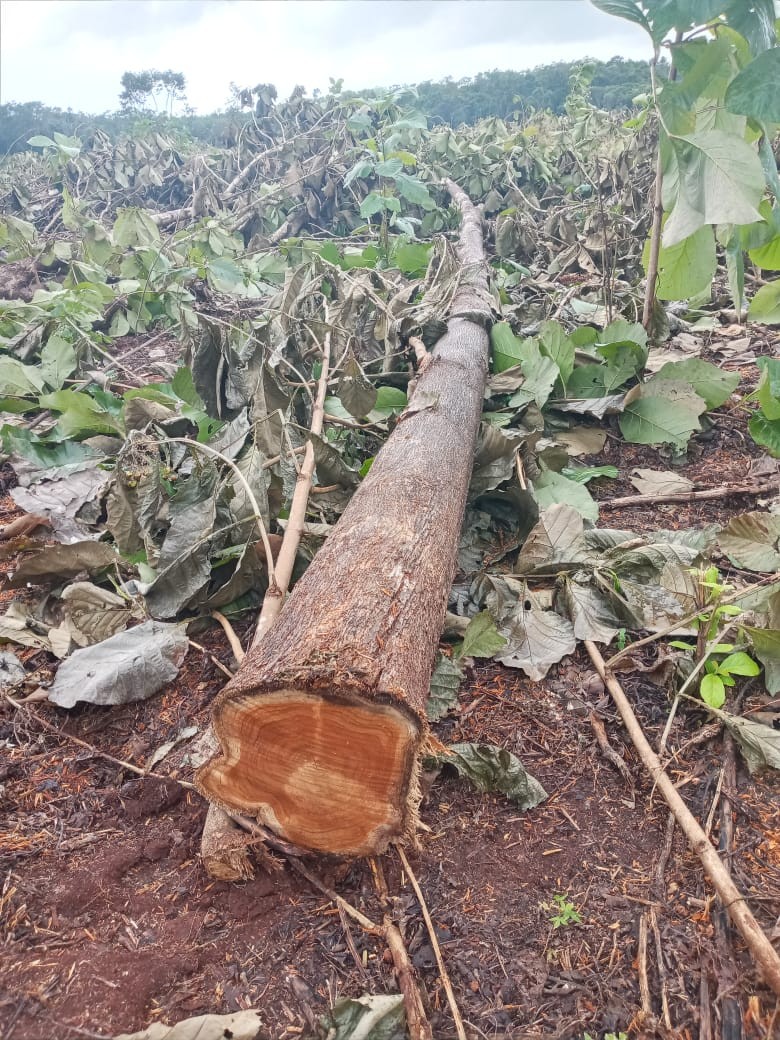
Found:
[0,0,651,114]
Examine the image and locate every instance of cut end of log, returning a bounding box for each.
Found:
[197,690,422,857]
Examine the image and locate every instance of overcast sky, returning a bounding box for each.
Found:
[1,0,652,114]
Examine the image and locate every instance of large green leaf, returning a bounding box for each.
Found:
[38,389,122,438]
[0,357,46,396]
[664,131,764,246]
[619,388,704,448]
[749,280,780,323]
[538,320,575,386]
[490,321,525,372]
[533,469,599,523]
[725,47,780,122]
[40,333,77,390]
[508,339,559,409]
[113,207,162,248]
[652,358,739,409]
[645,224,717,300]
[460,611,507,658]
[589,0,651,37]
[755,357,780,419]
[750,413,780,452]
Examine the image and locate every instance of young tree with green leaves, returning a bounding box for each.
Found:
[592,1,779,331]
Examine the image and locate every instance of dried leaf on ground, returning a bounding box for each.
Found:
[0,651,25,689]
[553,426,607,456]
[630,469,695,496]
[719,512,780,572]
[493,592,577,680]
[440,742,548,809]
[705,706,780,774]
[47,620,188,708]
[112,1010,262,1040]
[6,541,119,588]
[10,466,109,543]
[319,994,406,1040]
[0,601,52,651]
[60,581,138,646]
[427,653,463,720]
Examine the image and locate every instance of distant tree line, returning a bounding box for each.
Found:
[0,57,655,156]
[407,57,657,125]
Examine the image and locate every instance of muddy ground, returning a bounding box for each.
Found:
[1,352,779,1040]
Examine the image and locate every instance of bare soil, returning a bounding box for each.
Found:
[1,360,779,1040]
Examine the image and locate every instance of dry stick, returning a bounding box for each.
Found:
[589,711,634,791]
[250,320,332,650]
[584,640,780,997]
[637,913,653,1024]
[601,482,777,511]
[397,847,467,1040]
[714,731,745,1039]
[3,693,196,790]
[210,611,246,665]
[371,857,433,1040]
[187,639,235,680]
[649,907,672,1030]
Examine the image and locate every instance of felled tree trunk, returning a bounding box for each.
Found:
[197,182,493,856]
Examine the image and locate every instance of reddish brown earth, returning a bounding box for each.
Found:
[1,373,779,1040]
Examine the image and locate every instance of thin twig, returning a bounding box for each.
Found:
[371,857,433,1040]
[398,846,467,1040]
[188,639,235,679]
[638,912,653,1022]
[3,693,196,790]
[584,640,780,997]
[210,611,246,664]
[650,907,672,1030]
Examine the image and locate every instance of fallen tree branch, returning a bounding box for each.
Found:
[584,640,780,997]
[398,846,466,1040]
[600,482,777,511]
[250,318,332,650]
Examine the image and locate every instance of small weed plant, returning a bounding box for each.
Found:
[670,566,760,709]
[544,893,583,928]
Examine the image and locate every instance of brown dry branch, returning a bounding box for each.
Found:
[600,482,777,511]
[197,180,492,857]
[398,846,466,1040]
[584,640,780,997]
[251,317,332,650]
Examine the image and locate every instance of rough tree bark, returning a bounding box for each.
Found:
[196,181,493,856]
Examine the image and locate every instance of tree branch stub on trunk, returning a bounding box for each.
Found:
[196,181,493,857]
